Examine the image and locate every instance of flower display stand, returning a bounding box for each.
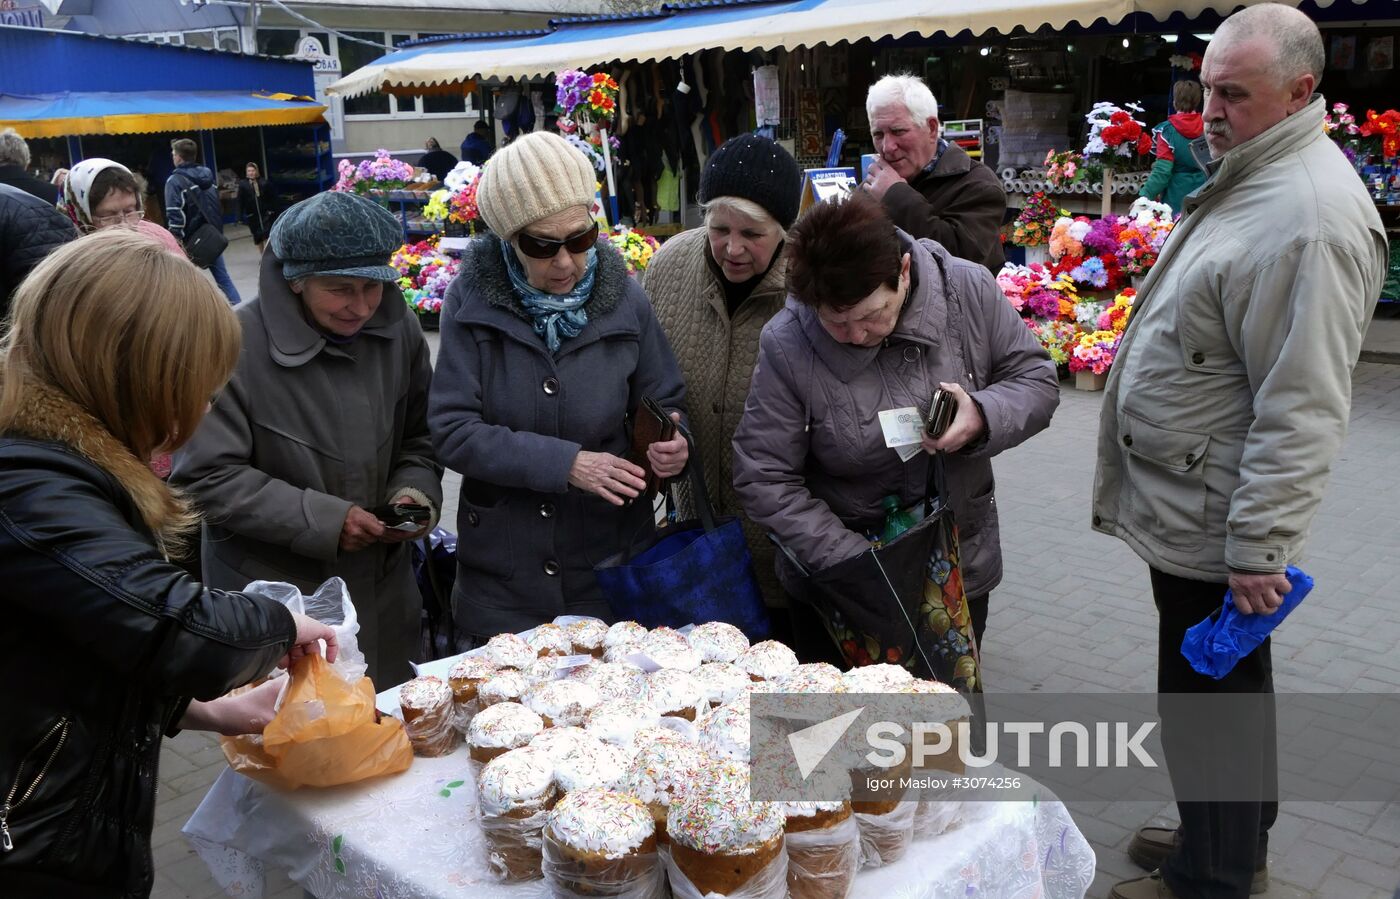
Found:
[1075,370,1108,392]
[1024,244,1051,266]
[417,311,440,331]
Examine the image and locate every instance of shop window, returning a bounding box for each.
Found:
[183,31,215,50]
[340,31,391,116]
[257,29,298,57]
[217,29,241,52]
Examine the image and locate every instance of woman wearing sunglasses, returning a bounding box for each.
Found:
[429,131,688,644]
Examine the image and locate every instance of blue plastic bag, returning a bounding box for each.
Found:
[1181,566,1314,679]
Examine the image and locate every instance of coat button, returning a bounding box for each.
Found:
[543,377,560,396]
[467,511,480,527]
[1184,453,1196,465]
[903,346,920,363]
[1266,553,1276,562]
[1191,352,1205,365]
[1123,435,1133,447]
[712,402,721,414]
[1092,515,1102,527]
[539,502,555,519]
[543,560,561,576]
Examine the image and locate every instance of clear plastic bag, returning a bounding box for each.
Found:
[243,577,365,683]
[912,798,963,840]
[479,806,548,883]
[542,829,666,898]
[854,801,916,869]
[785,814,860,899]
[662,837,789,899]
[403,700,460,757]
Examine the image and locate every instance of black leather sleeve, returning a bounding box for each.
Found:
[0,445,297,701]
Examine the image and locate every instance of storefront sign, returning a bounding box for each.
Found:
[291,36,344,143]
[0,1,44,28]
[799,167,857,213]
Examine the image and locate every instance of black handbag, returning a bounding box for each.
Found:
[786,454,982,691]
[183,222,229,269]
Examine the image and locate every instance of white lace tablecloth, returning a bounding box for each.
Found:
[185,754,1094,899]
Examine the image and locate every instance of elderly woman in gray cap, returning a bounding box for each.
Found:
[429,131,687,644]
[172,191,443,685]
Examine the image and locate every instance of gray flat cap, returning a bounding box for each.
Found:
[270,190,402,283]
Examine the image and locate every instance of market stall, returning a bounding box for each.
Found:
[0,25,332,223]
[183,618,1097,899]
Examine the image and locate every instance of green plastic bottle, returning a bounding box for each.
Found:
[880,495,916,545]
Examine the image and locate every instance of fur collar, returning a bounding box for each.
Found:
[462,232,629,323]
[4,380,194,544]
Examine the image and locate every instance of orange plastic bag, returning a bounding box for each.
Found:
[221,654,413,790]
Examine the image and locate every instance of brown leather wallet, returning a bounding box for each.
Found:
[628,396,677,502]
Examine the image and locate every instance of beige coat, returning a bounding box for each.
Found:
[1092,97,1388,580]
[643,226,787,604]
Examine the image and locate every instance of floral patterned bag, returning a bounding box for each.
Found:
[802,455,982,692]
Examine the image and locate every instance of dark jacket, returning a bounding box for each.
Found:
[164,162,222,242]
[170,251,443,686]
[418,148,459,182]
[236,177,274,243]
[733,234,1059,599]
[0,163,58,205]
[880,142,1008,274]
[428,235,687,637]
[0,386,295,898]
[0,182,77,317]
[460,133,492,166]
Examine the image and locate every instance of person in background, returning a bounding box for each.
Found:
[61,157,183,255]
[732,193,1058,666]
[429,131,688,644]
[418,136,459,182]
[1096,7,1387,899]
[642,133,802,623]
[861,75,1008,273]
[460,120,494,166]
[1139,80,1207,215]
[238,161,275,251]
[165,137,241,305]
[0,229,335,896]
[0,128,59,204]
[0,182,77,317]
[171,191,442,686]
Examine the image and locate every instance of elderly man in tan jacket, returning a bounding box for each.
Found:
[1093,6,1387,899]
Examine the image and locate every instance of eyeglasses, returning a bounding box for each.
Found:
[514,222,600,260]
[92,209,145,227]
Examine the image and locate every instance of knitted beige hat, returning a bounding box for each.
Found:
[476,131,598,238]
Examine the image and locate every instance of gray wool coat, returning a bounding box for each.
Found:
[732,234,1059,600]
[171,251,443,686]
[428,235,687,638]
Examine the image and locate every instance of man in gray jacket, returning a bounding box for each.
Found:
[1093,7,1388,899]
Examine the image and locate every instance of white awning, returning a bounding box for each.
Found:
[327,0,1367,98]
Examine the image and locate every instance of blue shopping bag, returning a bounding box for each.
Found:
[1181,566,1314,679]
[593,422,770,640]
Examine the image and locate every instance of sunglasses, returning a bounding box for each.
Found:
[515,223,600,260]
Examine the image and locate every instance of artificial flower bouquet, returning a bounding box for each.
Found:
[607,225,660,276]
[1011,191,1064,247]
[1083,102,1151,165]
[423,161,484,231]
[1359,108,1400,159]
[1043,149,1086,191]
[391,236,459,318]
[557,69,620,127]
[1068,329,1123,376]
[334,149,415,195]
[1324,102,1361,141]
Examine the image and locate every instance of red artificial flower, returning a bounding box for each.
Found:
[588,89,605,106]
[1360,108,1400,158]
[592,72,609,85]
[601,97,615,111]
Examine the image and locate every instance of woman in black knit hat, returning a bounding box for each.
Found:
[641,133,802,622]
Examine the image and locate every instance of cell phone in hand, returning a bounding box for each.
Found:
[926,388,956,439]
[370,502,431,532]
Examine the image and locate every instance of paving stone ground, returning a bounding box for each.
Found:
[151,233,1399,898]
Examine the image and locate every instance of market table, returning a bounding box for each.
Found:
[185,722,1095,898]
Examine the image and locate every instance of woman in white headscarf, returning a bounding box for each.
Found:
[61,157,183,254]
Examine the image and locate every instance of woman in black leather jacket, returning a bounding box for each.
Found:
[0,229,336,897]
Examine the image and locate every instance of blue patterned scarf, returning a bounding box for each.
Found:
[501,240,597,354]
